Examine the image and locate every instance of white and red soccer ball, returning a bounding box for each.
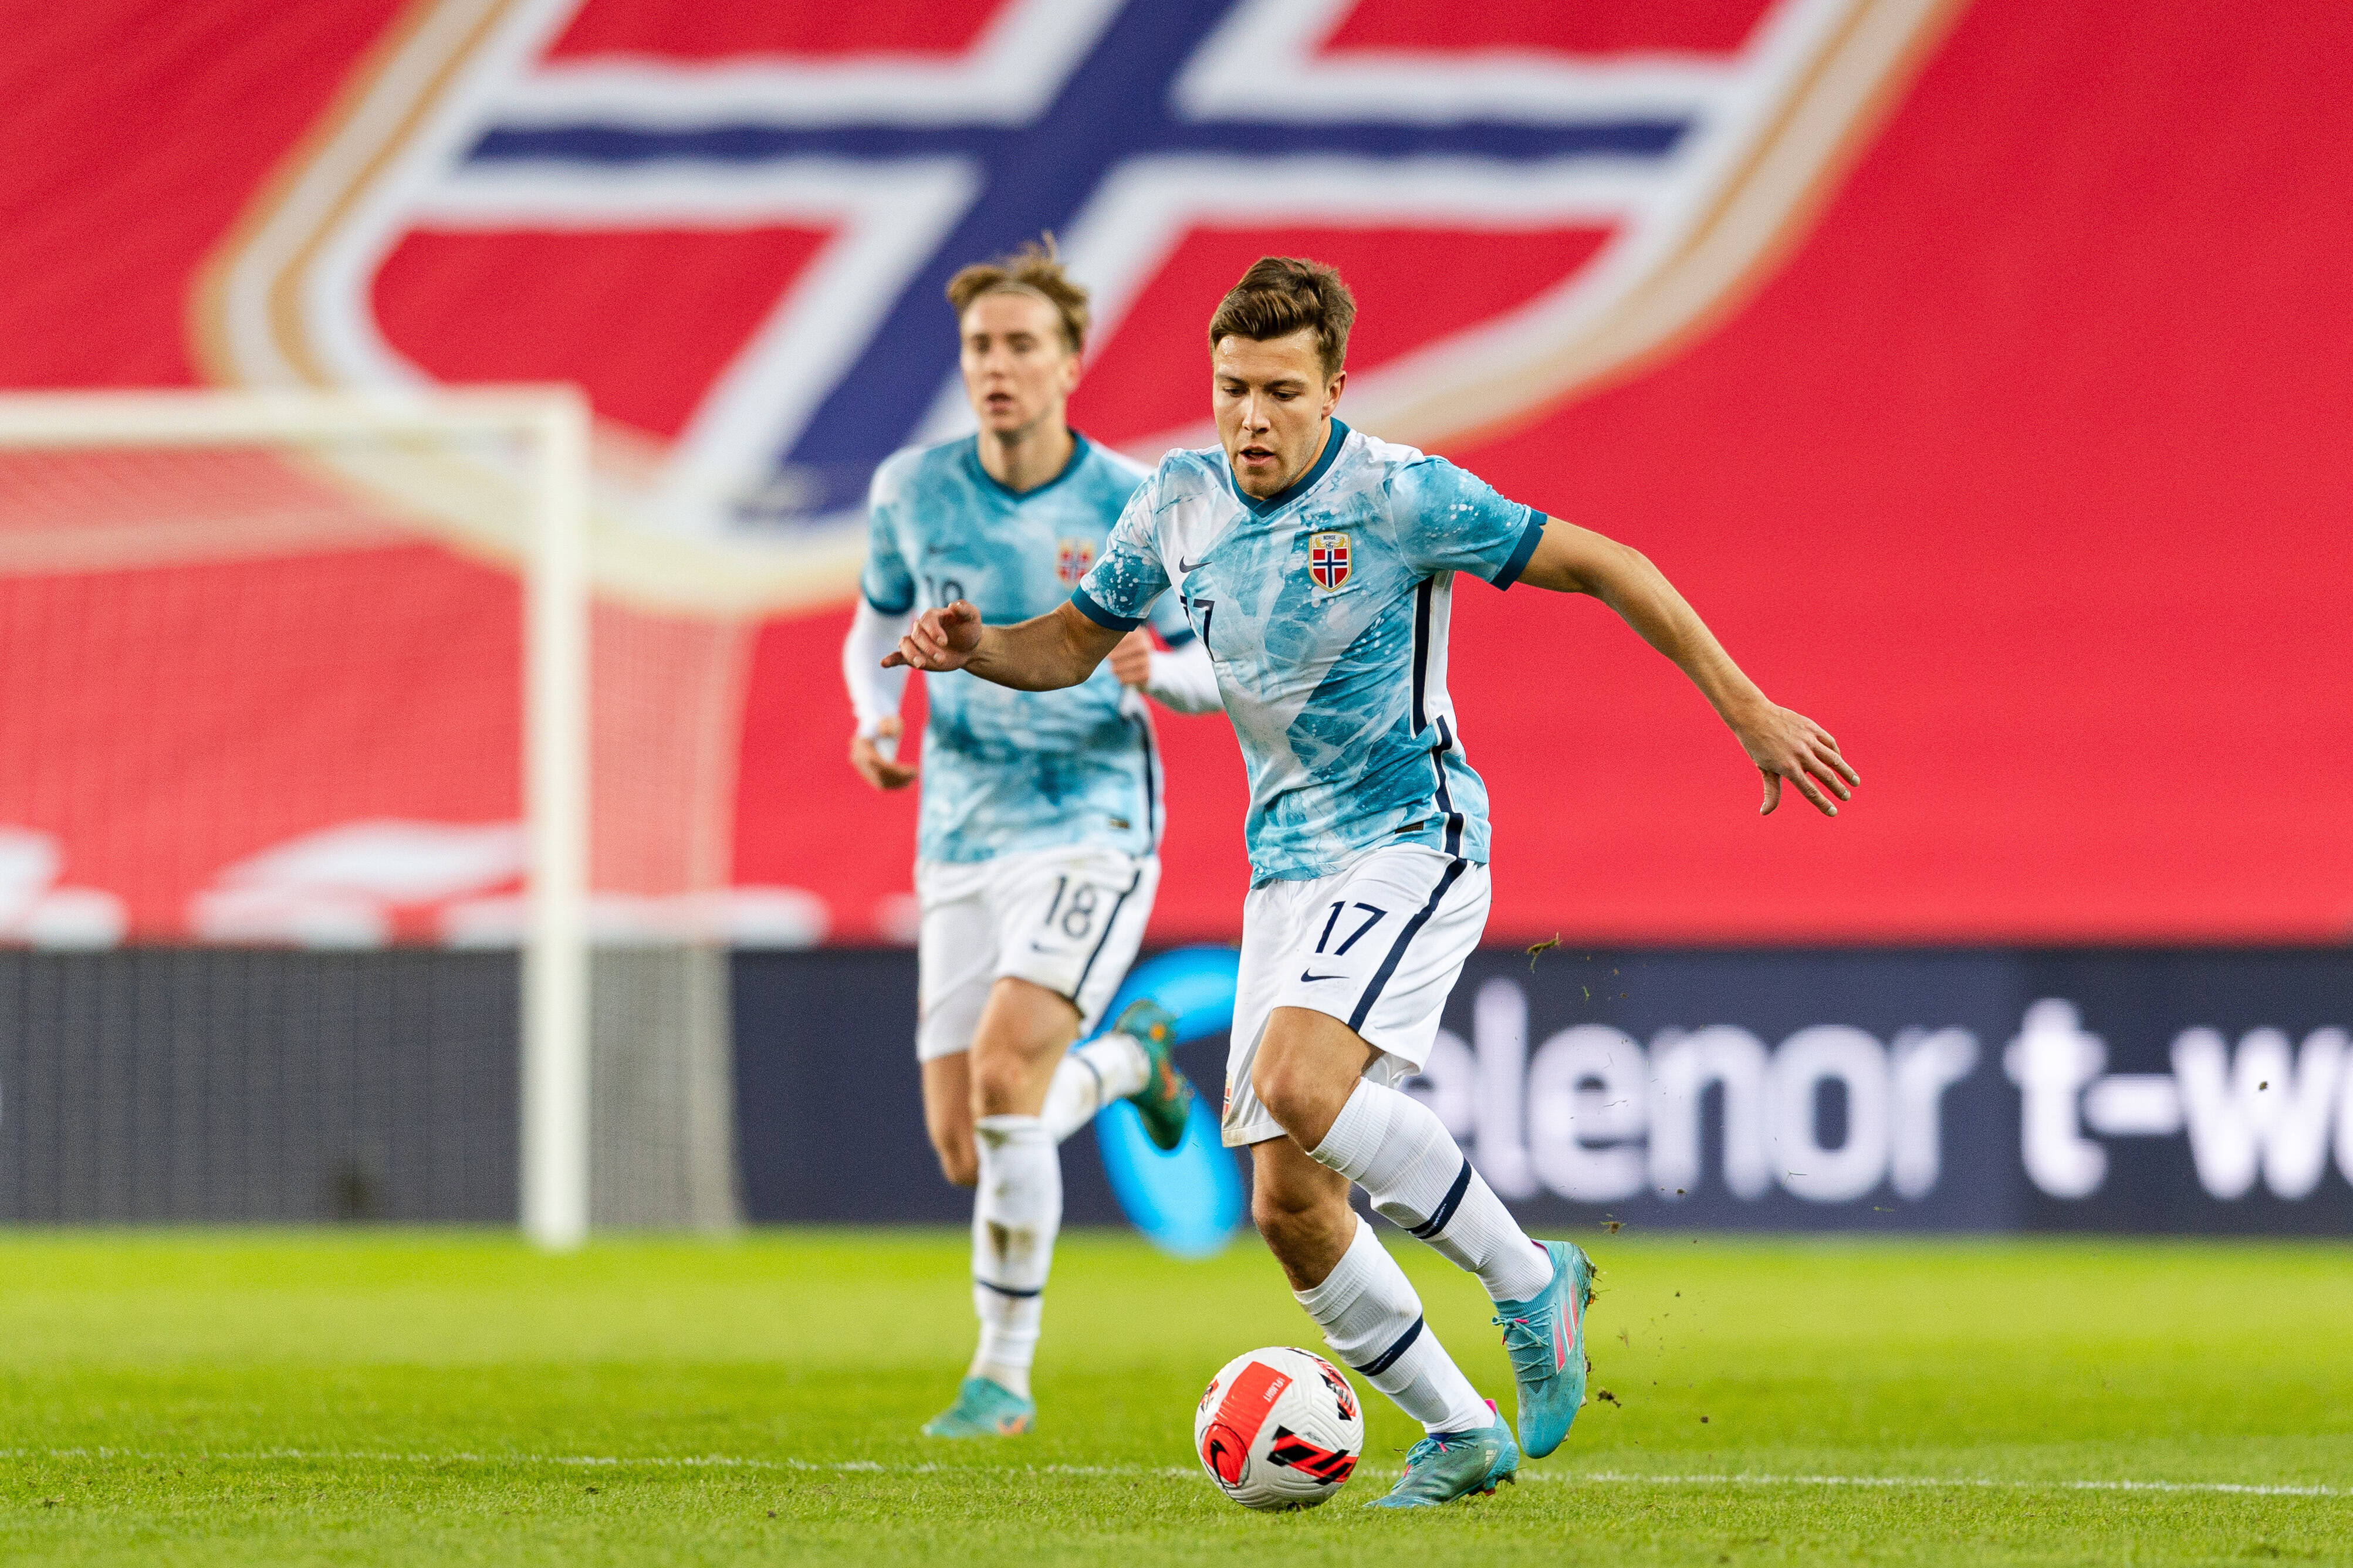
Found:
[1194,1346,1364,1511]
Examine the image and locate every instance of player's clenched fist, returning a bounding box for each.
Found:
[1106,628,1155,688]
[848,715,918,791]
[883,600,983,672]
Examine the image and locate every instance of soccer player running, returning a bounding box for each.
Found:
[886,258,1860,1504]
[843,241,1223,1440]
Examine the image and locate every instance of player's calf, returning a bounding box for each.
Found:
[1254,1142,1495,1448]
[1304,1076,1588,1459]
[1246,1134,1358,1291]
[918,1055,979,1188]
[942,981,1079,1431]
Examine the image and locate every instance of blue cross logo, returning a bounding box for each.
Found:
[468,0,1691,519]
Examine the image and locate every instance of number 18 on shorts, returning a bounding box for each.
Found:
[914,847,1161,1062]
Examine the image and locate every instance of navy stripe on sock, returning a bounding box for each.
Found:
[975,1278,1042,1300]
[1351,1315,1425,1378]
[1409,1158,1476,1240]
[1347,858,1468,1031]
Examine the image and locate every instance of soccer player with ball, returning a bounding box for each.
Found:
[843,239,1222,1440]
[887,258,1858,1506]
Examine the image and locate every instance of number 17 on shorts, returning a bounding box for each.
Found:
[1220,843,1491,1149]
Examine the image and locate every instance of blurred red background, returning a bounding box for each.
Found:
[2,0,2347,944]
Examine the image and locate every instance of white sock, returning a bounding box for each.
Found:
[969,1113,1059,1398]
[1039,1032,1151,1143]
[1294,1216,1490,1434]
[1310,1082,1554,1304]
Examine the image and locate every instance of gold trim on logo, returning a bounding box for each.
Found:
[1310,530,1351,590]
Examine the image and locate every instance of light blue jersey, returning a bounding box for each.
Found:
[1071,421,1543,884]
[863,434,1194,864]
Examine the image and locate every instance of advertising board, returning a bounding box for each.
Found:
[734,947,2353,1234]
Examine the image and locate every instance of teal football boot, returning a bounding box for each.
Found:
[1490,1240,1595,1458]
[919,1376,1034,1438]
[1108,998,1194,1151]
[1367,1401,1520,1509]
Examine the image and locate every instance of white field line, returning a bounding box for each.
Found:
[5,1450,2342,1499]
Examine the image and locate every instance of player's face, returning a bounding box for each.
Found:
[1211,330,1344,499]
[959,292,1080,441]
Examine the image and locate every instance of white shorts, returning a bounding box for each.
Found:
[1222,842,1490,1147]
[914,845,1160,1063]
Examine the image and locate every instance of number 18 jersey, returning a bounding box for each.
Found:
[862,433,1195,865]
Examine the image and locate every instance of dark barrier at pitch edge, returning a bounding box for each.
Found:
[731,946,2353,1235]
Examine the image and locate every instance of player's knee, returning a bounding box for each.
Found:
[1250,1054,1340,1144]
[929,1130,978,1188]
[969,1048,1032,1116]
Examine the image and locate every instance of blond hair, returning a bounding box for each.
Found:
[945,236,1090,355]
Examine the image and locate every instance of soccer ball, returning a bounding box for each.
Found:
[1193,1346,1364,1510]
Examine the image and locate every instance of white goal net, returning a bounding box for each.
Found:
[0,389,746,1245]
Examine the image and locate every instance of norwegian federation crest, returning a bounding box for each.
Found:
[1056,537,1096,585]
[1307,531,1351,591]
[194,0,1961,615]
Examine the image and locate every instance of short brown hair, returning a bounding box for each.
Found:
[1206,256,1355,378]
[945,236,1089,355]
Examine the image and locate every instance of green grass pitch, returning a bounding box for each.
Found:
[3,1228,2347,1565]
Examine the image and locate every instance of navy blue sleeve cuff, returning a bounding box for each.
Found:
[1069,586,1143,632]
[1489,507,1547,591]
[863,588,915,615]
[1159,625,1196,648]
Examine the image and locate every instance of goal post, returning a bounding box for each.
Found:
[0,387,594,1250]
[519,392,591,1254]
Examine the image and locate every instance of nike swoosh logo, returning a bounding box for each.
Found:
[1299,970,1345,983]
[1179,557,1206,573]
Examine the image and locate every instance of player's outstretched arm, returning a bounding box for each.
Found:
[882,599,1124,692]
[1516,517,1860,817]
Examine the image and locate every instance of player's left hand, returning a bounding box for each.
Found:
[1735,704,1858,817]
[1108,629,1154,688]
[848,716,918,791]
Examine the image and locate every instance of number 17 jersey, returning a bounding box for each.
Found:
[1070,420,1544,885]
